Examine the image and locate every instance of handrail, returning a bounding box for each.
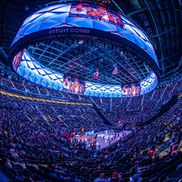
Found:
[0,87,93,107]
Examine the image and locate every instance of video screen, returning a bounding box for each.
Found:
[69,3,123,28]
[12,50,24,72]
[121,83,141,96]
[63,75,86,95]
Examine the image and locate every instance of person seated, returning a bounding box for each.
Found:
[94,173,107,182]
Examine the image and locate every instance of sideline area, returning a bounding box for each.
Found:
[74,130,132,150]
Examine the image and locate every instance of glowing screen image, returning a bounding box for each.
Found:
[10,3,159,97]
[11,3,158,65]
[69,4,123,27]
[12,49,25,72]
[63,75,86,95]
[121,83,141,97]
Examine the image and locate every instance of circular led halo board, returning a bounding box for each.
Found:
[9,2,160,98]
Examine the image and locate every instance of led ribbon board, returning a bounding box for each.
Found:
[10,3,159,97]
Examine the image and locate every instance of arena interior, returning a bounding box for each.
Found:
[0,0,182,181]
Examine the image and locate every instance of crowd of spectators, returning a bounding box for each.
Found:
[0,63,182,181]
[98,83,181,127]
[0,91,181,181]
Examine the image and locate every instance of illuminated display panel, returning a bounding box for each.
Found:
[14,50,64,91]
[12,50,24,72]
[85,82,121,98]
[11,3,158,65]
[10,3,159,98]
[69,4,123,27]
[13,49,158,97]
[63,75,86,95]
[121,83,141,97]
[140,72,158,95]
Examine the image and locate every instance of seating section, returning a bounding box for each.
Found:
[0,62,182,181]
